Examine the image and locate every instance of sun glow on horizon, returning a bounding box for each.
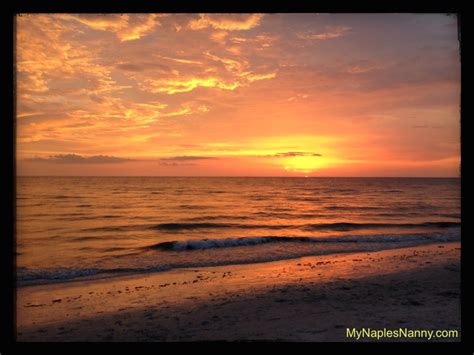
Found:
[282,155,336,174]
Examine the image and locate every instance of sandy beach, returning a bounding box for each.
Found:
[16,242,460,342]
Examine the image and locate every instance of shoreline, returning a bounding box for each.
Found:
[17,233,460,288]
[17,242,460,342]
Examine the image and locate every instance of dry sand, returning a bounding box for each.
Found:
[16,242,461,342]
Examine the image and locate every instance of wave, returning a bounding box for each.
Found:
[442,213,461,219]
[287,197,323,202]
[252,212,325,219]
[148,222,298,231]
[304,188,358,195]
[148,221,460,232]
[149,222,243,230]
[179,204,209,210]
[50,195,84,200]
[185,215,251,221]
[69,234,141,242]
[146,229,460,251]
[325,205,384,211]
[17,265,171,286]
[302,221,460,231]
[325,205,441,211]
[81,225,141,232]
[79,220,461,233]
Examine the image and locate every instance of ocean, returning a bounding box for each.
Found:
[16,177,461,287]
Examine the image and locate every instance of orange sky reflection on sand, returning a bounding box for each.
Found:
[16,14,460,177]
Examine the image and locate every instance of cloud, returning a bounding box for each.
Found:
[115,63,146,72]
[138,50,276,95]
[115,62,171,73]
[205,52,245,73]
[118,15,161,41]
[244,72,277,82]
[17,111,44,119]
[297,26,351,41]
[142,77,240,94]
[58,14,128,31]
[159,156,217,166]
[154,55,203,65]
[210,31,229,44]
[226,46,242,55]
[17,15,128,99]
[89,94,105,103]
[95,99,203,123]
[141,71,278,94]
[204,52,276,85]
[264,152,322,158]
[346,59,385,74]
[287,93,309,102]
[27,154,133,164]
[161,107,192,117]
[59,14,161,41]
[188,14,264,31]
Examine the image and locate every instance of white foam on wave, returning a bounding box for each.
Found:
[155,227,461,251]
[170,236,274,251]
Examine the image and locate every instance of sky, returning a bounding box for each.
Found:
[16,13,460,177]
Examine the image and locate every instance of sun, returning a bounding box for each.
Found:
[283,156,322,174]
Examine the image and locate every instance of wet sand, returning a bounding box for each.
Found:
[16,242,460,342]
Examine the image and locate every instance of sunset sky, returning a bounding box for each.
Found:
[16,13,460,176]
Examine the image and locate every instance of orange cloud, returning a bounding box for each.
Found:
[17,112,45,119]
[155,55,203,65]
[141,70,277,94]
[142,77,240,94]
[205,52,245,73]
[17,15,122,97]
[27,154,134,164]
[226,46,242,55]
[297,26,351,41]
[346,60,389,74]
[59,14,129,31]
[210,31,229,43]
[118,15,161,41]
[189,14,264,31]
[244,72,277,82]
[59,14,161,41]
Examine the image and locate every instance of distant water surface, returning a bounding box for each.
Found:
[16,177,460,286]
